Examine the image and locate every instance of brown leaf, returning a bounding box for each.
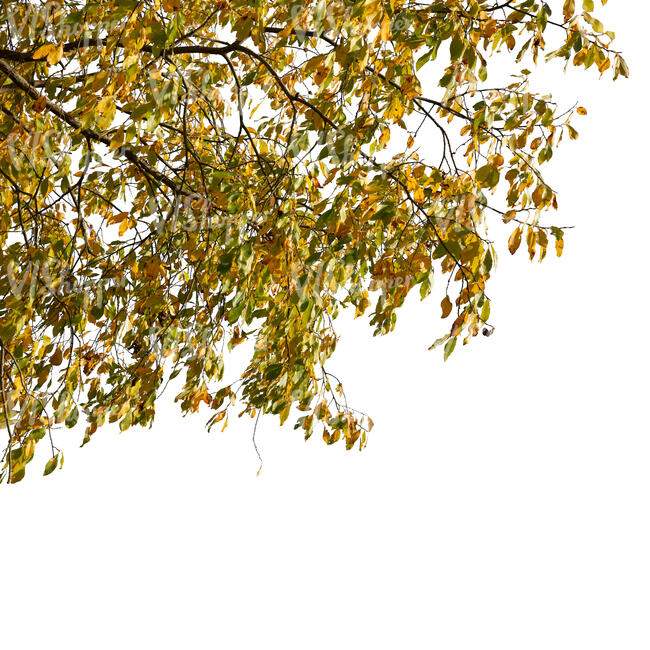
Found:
[33,96,47,113]
[50,348,63,366]
[441,296,453,319]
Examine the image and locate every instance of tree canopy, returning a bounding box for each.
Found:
[0,0,626,483]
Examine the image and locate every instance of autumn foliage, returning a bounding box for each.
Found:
[0,0,626,482]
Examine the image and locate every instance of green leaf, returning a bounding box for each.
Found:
[450,35,464,61]
[443,337,457,361]
[119,411,132,432]
[65,406,79,429]
[44,454,59,476]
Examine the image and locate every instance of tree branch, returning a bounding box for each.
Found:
[0,59,193,196]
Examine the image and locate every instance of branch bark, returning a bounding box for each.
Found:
[0,59,192,196]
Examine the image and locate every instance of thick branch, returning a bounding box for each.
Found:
[0,59,191,196]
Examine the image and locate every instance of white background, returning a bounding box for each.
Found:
[2,3,649,649]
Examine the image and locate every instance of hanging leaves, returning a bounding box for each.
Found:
[0,0,625,481]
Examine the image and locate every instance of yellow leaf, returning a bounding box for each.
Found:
[278,24,294,38]
[563,0,575,22]
[144,257,160,280]
[355,295,370,318]
[385,95,405,122]
[526,227,537,260]
[109,128,125,151]
[97,96,114,114]
[210,409,227,426]
[577,106,588,116]
[23,439,35,460]
[33,44,55,60]
[379,127,391,148]
[380,14,391,42]
[96,96,116,130]
[597,58,611,74]
[537,230,548,262]
[46,43,64,65]
[508,227,522,255]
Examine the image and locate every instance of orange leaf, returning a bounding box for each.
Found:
[33,96,47,113]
